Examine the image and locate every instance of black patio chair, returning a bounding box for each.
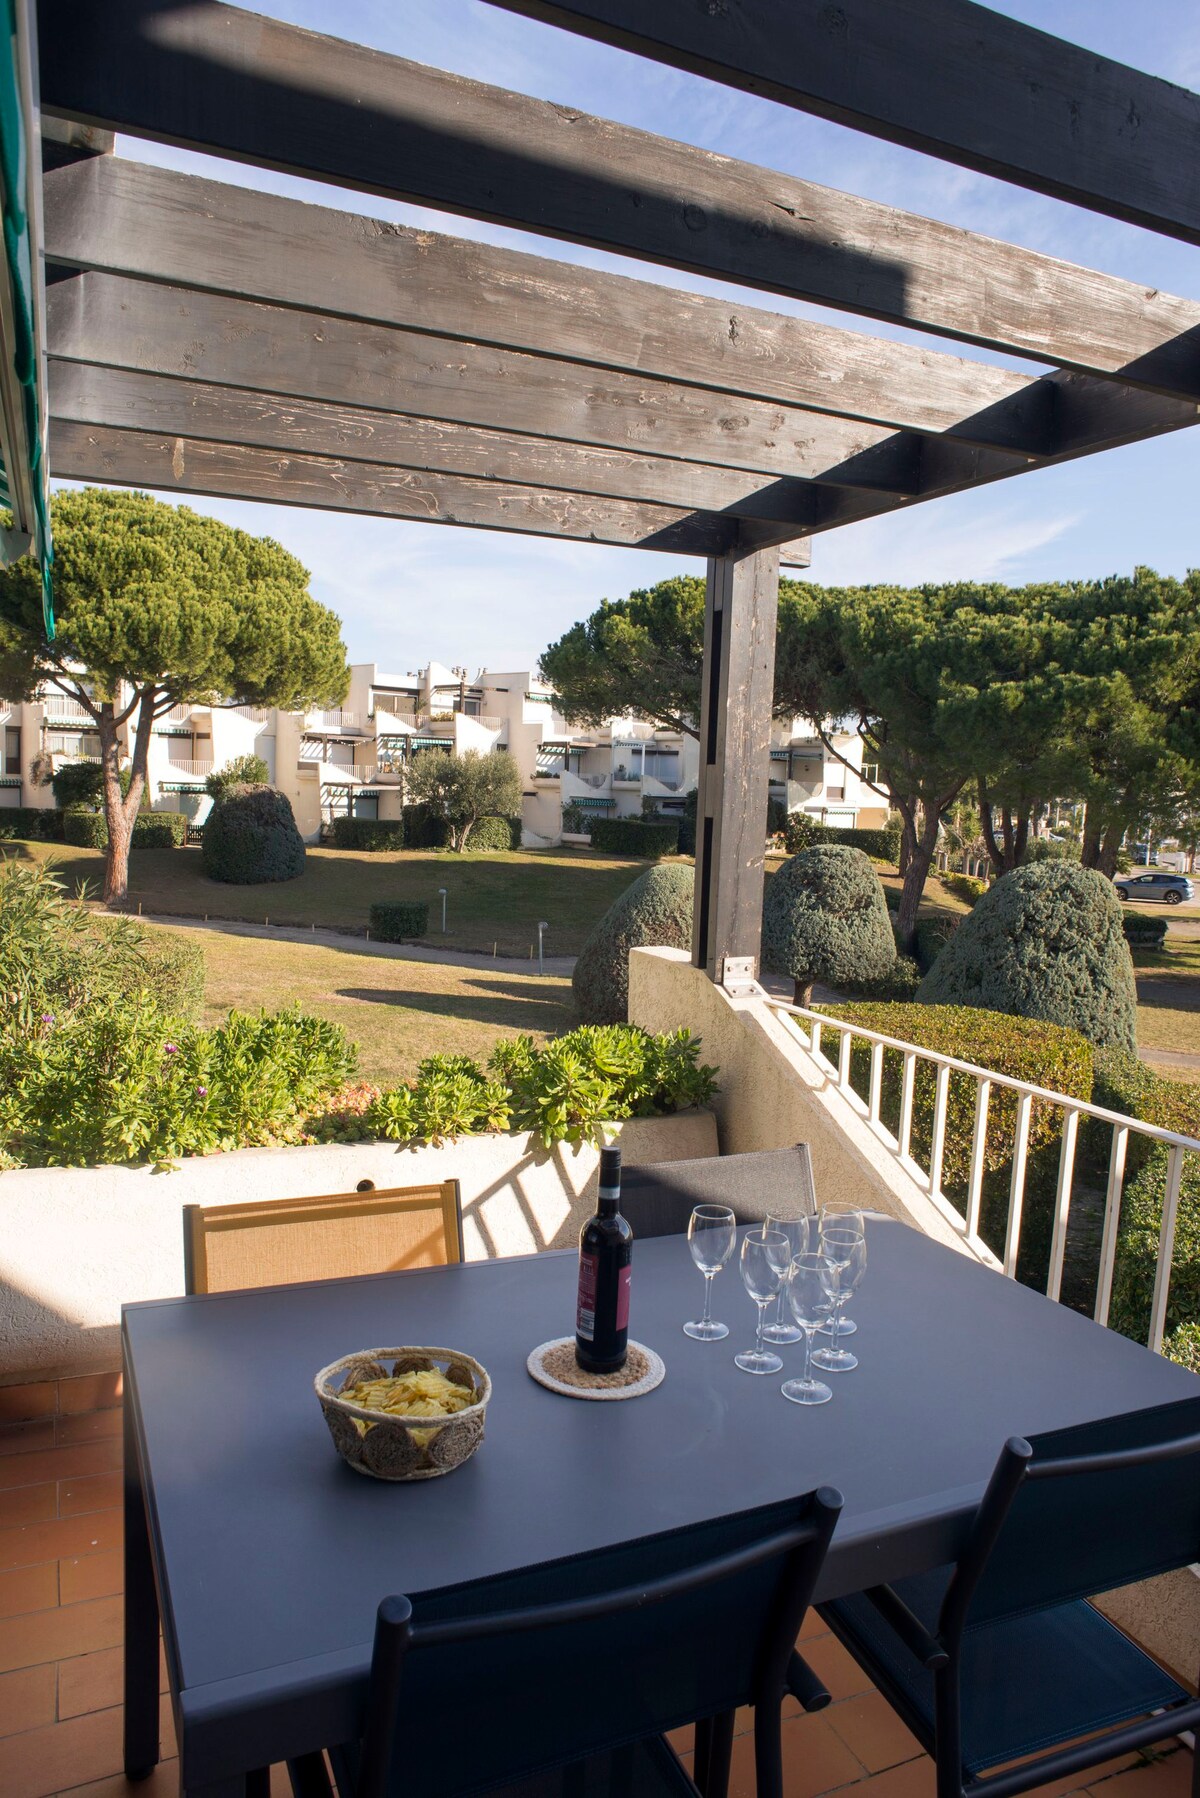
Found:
[286,1485,842,1798]
[620,1145,817,1240]
[819,1394,1200,1798]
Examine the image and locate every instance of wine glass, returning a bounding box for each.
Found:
[734,1232,788,1374]
[781,1252,836,1406]
[817,1206,865,1336]
[760,1213,811,1344]
[684,1204,737,1340]
[812,1226,866,1372]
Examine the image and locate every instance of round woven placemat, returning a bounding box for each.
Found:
[527,1338,665,1401]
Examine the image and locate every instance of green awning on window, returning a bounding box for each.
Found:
[412,736,453,749]
[572,796,616,811]
[159,781,208,794]
[769,748,791,761]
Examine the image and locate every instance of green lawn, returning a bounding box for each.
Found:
[2,840,650,958]
[1133,939,1200,1062]
[184,924,577,1085]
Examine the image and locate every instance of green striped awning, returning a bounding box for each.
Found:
[159,779,208,793]
[572,796,616,811]
[412,736,453,749]
[769,748,791,761]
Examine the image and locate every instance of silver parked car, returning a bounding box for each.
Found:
[1113,870,1195,906]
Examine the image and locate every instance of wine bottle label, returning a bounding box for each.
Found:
[616,1264,631,1332]
[576,1252,598,1341]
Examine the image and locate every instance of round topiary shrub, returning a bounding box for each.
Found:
[572,862,694,1024]
[202,784,306,885]
[917,861,1137,1051]
[762,845,895,1005]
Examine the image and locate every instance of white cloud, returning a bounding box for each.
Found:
[809,500,1083,587]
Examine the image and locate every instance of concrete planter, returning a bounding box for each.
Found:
[0,1110,717,1377]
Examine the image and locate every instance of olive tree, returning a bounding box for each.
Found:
[405,748,523,852]
[762,846,896,1005]
[0,488,348,906]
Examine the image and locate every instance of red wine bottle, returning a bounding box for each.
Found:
[575,1145,633,1373]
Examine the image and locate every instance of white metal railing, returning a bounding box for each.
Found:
[223,704,272,723]
[157,703,194,725]
[41,695,93,723]
[162,759,213,777]
[767,1001,1199,1354]
[306,708,364,731]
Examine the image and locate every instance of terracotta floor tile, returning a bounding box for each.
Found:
[726,1710,866,1798]
[0,1702,124,1798]
[0,1510,122,1573]
[800,1608,830,1642]
[0,1440,122,1493]
[0,1663,57,1737]
[51,1757,180,1798]
[0,1483,57,1530]
[850,1756,936,1798]
[826,1691,924,1775]
[802,1633,877,1703]
[0,1384,58,1427]
[1085,1750,1196,1798]
[0,1419,58,1458]
[58,1376,122,1418]
[60,1551,123,1608]
[58,1644,169,1723]
[59,1475,121,1519]
[0,1595,122,1676]
[55,1414,123,1450]
[0,1561,59,1618]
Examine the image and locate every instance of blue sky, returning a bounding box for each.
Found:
[58,0,1200,675]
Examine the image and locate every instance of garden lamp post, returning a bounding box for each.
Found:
[438,887,448,933]
[537,920,548,975]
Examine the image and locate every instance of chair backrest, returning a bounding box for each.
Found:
[620,1145,817,1239]
[941,1395,1200,1640]
[355,1486,842,1798]
[182,1181,464,1295]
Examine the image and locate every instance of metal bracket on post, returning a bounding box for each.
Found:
[721,955,764,997]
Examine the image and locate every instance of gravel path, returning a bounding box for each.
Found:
[136,911,578,977]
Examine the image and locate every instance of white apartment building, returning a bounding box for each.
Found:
[0,663,885,845]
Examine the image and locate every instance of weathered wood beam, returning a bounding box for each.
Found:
[47,421,744,554]
[46,277,1199,543]
[489,0,1200,246]
[36,0,1200,399]
[47,362,885,531]
[693,546,779,981]
[46,273,970,496]
[43,156,1052,453]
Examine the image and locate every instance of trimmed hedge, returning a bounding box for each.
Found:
[1165,1323,1200,1372]
[783,817,902,863]
[588,818,680,857]
[573,862,694,1023]
[62,809,188,849]
[329,817,406,852]
[1122,913,1168,950]
[369,900,429,941]
[467,814,521,852]
[401,802,452,850]
[762,846,895,996]
[0,807,63,841]
[1099,1051,1200,1346]
[918,863,1138,1052]
[819,1001,1095,1267]
[941,871,988,905]
[202,786,305,884]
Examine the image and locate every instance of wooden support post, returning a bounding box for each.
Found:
[693,545,779,983]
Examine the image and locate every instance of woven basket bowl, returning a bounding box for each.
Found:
[314,1347,492,1481]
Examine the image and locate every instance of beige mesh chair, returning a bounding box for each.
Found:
[182,1181,464,1296]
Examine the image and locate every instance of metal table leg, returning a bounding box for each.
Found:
[123,1358,161,1781]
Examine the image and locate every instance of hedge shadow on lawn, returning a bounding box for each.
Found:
[336,977,575,1033]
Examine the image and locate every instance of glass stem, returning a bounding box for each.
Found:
[701,1271,714,1328]
[755,1302,766,1359]
[802,1325,815,1387]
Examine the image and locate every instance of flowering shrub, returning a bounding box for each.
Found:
[345,1025,718,1153]
[0,1000,356,1168]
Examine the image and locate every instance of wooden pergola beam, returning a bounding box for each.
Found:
[45,273,973,498]
[41,157,1047,454]
[47,421,746,555]
[47,362,887,532]
[46,278,1200,540]
[36,1,1200,400]
[489,0,1200,246]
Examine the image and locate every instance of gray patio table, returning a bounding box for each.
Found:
[121,1216,1200,1797]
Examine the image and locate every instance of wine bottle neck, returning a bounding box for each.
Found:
[597,1187,621,1216]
